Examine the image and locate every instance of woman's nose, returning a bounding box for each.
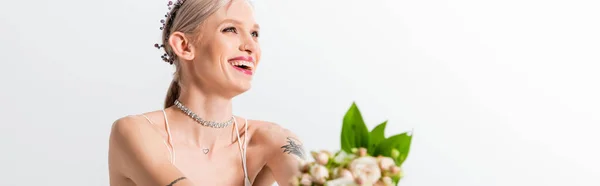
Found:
[239,38,257,54]
[240,44,252,54]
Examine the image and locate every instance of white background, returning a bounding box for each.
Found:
[1,0,599,185]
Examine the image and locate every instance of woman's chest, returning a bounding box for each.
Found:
[172,146,267,185]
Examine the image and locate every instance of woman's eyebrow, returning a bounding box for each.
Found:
[220,18,260,30]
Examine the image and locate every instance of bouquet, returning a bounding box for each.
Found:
[291,103,413,186]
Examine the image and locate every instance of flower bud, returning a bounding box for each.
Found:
[333,151,348,164]
[374,176,394,186]
[320,150,333,157]
[382,176,393,185]
[300,173,312,186]
[311,151,319,160]
[391,149,400,159]
[377,157,395,171]
[289,176,300,186]
[298,159,310,173]
[355,174,375,186]
[309,164,329,184]
[311,151,329,165]
[357,147,368,157]
[390,166,403,177]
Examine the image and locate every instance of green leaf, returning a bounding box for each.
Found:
[368,121,387,155]
[374,132,413,166]
[340,102,370,153]
[395,131,413,165]
[392,176,401,185]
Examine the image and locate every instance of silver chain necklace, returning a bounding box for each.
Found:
[173,99,235,128]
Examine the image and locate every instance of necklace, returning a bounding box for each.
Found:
[174,99,235,155]
[174,99,235,128]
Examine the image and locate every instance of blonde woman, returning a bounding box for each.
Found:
[108,0,305,185]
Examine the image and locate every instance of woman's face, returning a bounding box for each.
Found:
[186,0,260,97]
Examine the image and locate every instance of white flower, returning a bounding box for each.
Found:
[349,156,381,185]
[325,177,359,186]
[333,150,357,164]
[310,164,330,184]
[335,168,354,179]
[377,156,396,171]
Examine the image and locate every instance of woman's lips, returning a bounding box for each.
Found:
[229,56,254,62]
[228,56,255,76]
[231,65,253,75]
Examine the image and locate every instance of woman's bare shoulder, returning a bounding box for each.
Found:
[111,113,152,136]
[109,111,169,154]
[109,112,192,186]
[247,119,306,183]
[110,115,145,139]
[110,111,163,138]
[248,120,296,138]
[248,120,305,157]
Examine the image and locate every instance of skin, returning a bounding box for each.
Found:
[108,1,304,185]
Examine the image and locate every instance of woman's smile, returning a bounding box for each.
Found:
[228,56,255,76]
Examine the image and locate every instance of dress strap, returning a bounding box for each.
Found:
[162,110,175,164]
[140,111,175,164]
[233,117,251,185]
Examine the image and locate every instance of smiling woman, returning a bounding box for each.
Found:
[107,0,305,186]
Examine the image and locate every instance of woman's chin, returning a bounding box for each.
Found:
[236,83,252,93]
[228,80,252,96]
[222,69,254,96]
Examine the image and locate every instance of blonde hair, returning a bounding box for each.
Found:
[161,0,233,108]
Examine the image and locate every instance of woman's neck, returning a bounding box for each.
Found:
[170,87,236,148]
[177,91,233,122]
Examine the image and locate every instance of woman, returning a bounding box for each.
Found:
[108,0,305,185]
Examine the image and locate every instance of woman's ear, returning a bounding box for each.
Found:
[168,31,195,61]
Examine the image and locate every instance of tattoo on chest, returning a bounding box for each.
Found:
[281,137,305,159]
[167,177,186,186]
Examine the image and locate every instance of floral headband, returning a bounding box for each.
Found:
[154,0,187,65]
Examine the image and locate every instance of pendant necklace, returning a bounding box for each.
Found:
[174,99,235,154]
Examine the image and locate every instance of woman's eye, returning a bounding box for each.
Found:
[223,27,237,33]
[251,31,259,37]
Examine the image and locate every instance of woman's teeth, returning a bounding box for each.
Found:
[230,61,254,70]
